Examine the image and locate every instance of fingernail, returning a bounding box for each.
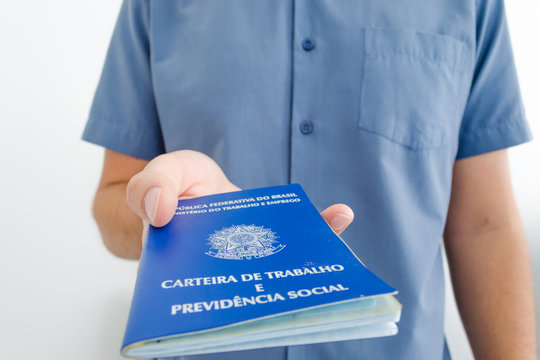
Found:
[330,213,352,231]
[144,187,161,224]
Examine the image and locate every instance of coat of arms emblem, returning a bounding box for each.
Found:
[206,224,285,260]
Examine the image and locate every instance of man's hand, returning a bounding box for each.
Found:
[93,150,354,259]
[126,150,240,227]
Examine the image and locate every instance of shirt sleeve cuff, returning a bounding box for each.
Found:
[82,116,164,161]
[456,116,533,159]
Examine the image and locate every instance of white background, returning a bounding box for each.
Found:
[0,1,537,359]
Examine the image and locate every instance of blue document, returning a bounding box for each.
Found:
[122,184,401,358]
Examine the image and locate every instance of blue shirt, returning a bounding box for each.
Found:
[83,1,531,359]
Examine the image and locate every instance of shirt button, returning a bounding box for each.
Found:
[299,120,314,135]
[302,38,315,51]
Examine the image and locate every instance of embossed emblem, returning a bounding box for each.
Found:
[206,225,284,260]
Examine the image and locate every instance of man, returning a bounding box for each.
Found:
[84,0,537,358]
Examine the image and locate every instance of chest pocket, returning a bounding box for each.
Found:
[358,28,466,150]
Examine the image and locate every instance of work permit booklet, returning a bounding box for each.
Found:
[121,184,401,358]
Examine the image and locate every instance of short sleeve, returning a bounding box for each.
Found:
[456,0,532,159]
[82,0,164,161]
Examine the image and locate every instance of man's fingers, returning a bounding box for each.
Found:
[320,204,354,235]
[127,149,350,233]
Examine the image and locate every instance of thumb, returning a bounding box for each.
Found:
[126,156,185,227]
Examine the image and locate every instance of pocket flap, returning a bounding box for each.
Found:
[365,28,465,73]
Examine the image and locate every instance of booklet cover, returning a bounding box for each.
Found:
[121,184,401,358]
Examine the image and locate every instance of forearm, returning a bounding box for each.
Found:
[445,222,537,359]
[93,182,143,260]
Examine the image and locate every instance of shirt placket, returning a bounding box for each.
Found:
[289,0,318,187]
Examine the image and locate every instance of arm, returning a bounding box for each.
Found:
[93,150,147,259]
[444,149,537,359]
[93,149,354,260]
